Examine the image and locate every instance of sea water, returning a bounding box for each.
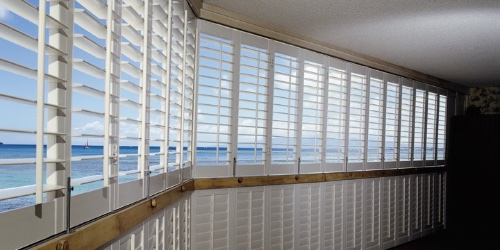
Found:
[0,144,163,212]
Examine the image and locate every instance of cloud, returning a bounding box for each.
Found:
[0,6,10,20]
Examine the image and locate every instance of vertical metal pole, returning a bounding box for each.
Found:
[36,0,48,204]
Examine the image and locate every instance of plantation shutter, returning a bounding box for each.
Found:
[363,178,381,250]
[399,79,414,168]
[412,83,426,167]
[410,174,423,240]
[270,43,300,175]
[434,173,446,230]
[168,0,185,181]
[235,187,265,249]
[381,176,397,249]
[297,183,321,249]
[182,9,196,180]
[148,212,165,250]
[325,58,348,172]
[323,181,344,249]
[300,51,326,173]
[425,88,438,166]
[192,189,230,250]
[344,179,363,250]
[347,64,368,171]
[422,173,435,236]
[236,33,270,176]
[269,185,296,249]
[397,175,411,244]
[195,21,234,177]
[366,70,385,170]
[384,75,400,169]
[436,90,447,166]
[148,0,171,193]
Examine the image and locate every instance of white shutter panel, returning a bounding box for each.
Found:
[270,43,300,175]
[297,183,321,249]
[425,88,438,166]
[381,176,397,249]
[434,173,446,230]
[325,58,348,172]
[179,197,191,250]
[268,184,295,249]
[397,175,411,244]
[412,83,426,167]
[347,64,367,171]
[366,70,385,170]
[236,33,270,176]
[148,211,166,250]
[323,181,344,249]
[344,179,363,250]
[191,190,230,250]
[300,52,326,173]
[384,75,400,169]
[399,79,414,168]
[235,187,265,250]
[363,178,381,250]
[166,205,175,250]
[410,174,423,240]
[195,21,234,177]
[436,91,447,166]
[422,173,435,236]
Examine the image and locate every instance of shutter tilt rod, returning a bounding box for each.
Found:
[66,177,72,234]
[232,157,237,177]
[297,157,301,175]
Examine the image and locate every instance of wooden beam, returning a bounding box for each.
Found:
[195,167,446,190]
[33,180,195,250]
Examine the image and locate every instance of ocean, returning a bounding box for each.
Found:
[0,144,165,213]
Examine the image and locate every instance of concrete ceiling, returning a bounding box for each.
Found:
[204,0,500,88]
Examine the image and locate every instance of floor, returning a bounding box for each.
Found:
[389,229,497,250]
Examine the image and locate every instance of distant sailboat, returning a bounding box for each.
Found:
[83,140,90,149]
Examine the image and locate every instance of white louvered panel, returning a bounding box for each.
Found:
[271,43,300,174]
[325,58,348,172]
[436,92,447,165]
[180,197,191,250]
[434,173,446,230]
[412,85,426,166]
[363,178,381,250]
[269,185,295,250]
[410,174,423,240]
[297,183,321,250]
[237,38,269,172]
[193,190,230,250]
[235,187,265,250]
[196,27,234,171]
[347,65,367,170]
[425,90,438,166]
[344,179,363,250]
[399,79,413,168]
[384,77,400,169]
[148,211,165,250]
[381,176,397,249]
[397,175,411,244]
[422,173,435,236]
[166,206,175,250]
[300,53,325,171]
[366,70,384,169]
[173,204,181,250]
[323,181,344,250]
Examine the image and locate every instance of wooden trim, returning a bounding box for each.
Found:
[195,167,446,190]
[198,3,469,94]
[33,180,195,250]
[33,167,445,249]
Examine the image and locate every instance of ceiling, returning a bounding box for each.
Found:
[203,0,500,88]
